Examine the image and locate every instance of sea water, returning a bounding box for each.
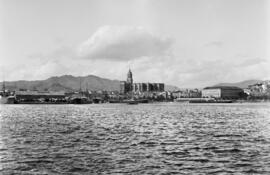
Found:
[0,103,270,174]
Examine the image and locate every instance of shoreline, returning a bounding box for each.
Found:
[1,100,270,105]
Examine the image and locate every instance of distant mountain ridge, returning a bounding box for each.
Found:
[0,75,179,92]
[1,75,120,92]
[214,79,262,89]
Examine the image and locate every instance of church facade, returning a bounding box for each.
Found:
[120,69,165,94]
[120,69,133,94]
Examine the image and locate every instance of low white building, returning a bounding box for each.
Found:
[202,88,221,98]
[202,86,244,99]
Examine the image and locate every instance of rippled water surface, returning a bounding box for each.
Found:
[1,103,270,174]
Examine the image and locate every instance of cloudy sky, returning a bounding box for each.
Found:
[0,0,269,88]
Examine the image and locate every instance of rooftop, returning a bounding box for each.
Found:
[203,86,243,90]
[15,91,65,96]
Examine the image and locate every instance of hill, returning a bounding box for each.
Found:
[214,79,262,89]
[165,85,181,91]
[1,75,121,92]
[0,75,180,92]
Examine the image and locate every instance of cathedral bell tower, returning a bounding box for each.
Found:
[126,69,133,92]
[127,69,133,84]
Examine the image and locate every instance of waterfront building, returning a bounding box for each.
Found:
[120,81,131,94]
[171,89,201,99]
[120,69,133,94]
[243,88,251,96]
[202,86,244,99]
[120,69,165,94]
[132,83,164,93]
[127,69,133,85]
[15,91,66,102]
[248,80,270,93]
[247,80,270,98]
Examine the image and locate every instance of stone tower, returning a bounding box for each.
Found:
[126,69,133,92]
[127,69,133,85]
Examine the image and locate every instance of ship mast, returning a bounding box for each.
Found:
[2,72,5,94]
[79,77,82,92]
[2,80,5,92]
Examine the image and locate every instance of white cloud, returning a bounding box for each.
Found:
[2,25,269,89]
[204,41,224,48]
[78,26,173,61]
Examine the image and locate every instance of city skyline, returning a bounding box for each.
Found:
[1,0,269,88]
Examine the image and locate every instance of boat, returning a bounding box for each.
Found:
[0,80,15,104]
[137,99,149,103]
[124,99,139,105]
[68,92,92,104]
[109,99,121,103]
[123,98,149,104]
[69,96,92,104]
[0,96,7,104]
[174,98,191,103]
[189,99,233,103]
[0,95,15,104]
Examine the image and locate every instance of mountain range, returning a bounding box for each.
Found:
[214,79,262,89]
[0,75,179,92]
[0,75,262,92]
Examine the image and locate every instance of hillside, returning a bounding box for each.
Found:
[0,75,180,92]
[214,79,262,89]
[1,75,121,92]
[165,85,181,91]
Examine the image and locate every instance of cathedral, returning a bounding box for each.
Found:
[120,69,165,94]
[120,69,133,94]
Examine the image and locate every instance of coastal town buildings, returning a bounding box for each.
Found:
[171,89,201,99]
[248,81,270,93]
[202,86,244,99]
[247,80,270,98]
[120,69,165,94]
[15,91,66,102]
[120,69,133,94]
[133,83,165,93]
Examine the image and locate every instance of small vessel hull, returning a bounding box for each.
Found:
[189,99,233,103]
[123,99,148,104]
[127,101,138,105]
[0,96,15,104]
[123,100,138,105]
[0,97,8,104]
[69,97,92,104]
[109,100,121,103]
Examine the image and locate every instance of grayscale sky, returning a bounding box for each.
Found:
[0,0,269,88]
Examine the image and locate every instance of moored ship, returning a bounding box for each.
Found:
[189,98,233,103]
[123,99,139,105]
[123,98,148,104]
[0,96,15,104]
[0,81,15,104]
[0,96,7,104]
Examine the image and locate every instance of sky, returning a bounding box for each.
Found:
[0,0,269,88]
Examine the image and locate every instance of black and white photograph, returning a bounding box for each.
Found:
[0,0,270,174]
